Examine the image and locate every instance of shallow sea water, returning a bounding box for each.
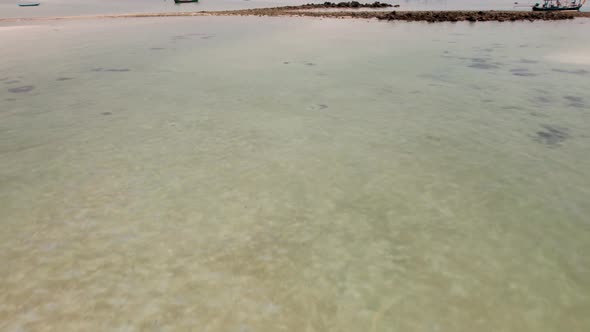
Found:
[0,0,566,19]
[1,16,590,331]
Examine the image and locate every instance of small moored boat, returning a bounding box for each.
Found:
[532,0,585,11]
[18,2,40,6]
[174,0,199,3]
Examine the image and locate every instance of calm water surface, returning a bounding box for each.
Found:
[1,15,590,331]
[0,0,569,18]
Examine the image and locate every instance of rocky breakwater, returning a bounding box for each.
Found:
[381,10,579,22]
[217,5,589,22]
[292,2,396,9]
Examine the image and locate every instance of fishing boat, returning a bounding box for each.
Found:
[174,0,199,3]
[532,0,585,11]
[18,2,40,6]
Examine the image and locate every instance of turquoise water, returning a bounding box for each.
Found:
[1,14,590,332]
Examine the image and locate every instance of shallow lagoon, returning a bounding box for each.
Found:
[1,15,590,331]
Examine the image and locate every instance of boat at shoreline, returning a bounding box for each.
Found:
[532,0,585,11]
[174,0,199,3]
[18,2,40,6]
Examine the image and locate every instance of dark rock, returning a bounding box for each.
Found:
[534,125,569,146]
[469,62,499,70]
[300,1,392,9]
[381,10,578,22]
[426,135,440,141]
[564,95,583,103]
[511,68,536,77]
[564,95,585,108]
[7,85,34,93]
[224,6,586,22]
[309,104,329,111]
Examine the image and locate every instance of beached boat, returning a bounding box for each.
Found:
[174,0,199,3]
[532,0,585,11]
[18,2,40,6]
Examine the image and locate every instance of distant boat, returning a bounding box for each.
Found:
[532,0,585,11]
[174,0,199,3]
[18,2,40,6]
